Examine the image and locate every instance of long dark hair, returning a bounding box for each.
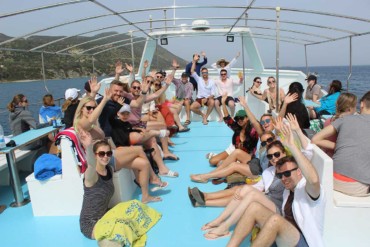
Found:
[327,80,342,96]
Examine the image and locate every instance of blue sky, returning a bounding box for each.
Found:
[1,0,370,67]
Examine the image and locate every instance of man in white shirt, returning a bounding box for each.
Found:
[190,57,217,125]
[227,125,326,247]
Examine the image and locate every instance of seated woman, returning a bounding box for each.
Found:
[39,94,63,124]
[279,82,310,129]
[8,94,37,136]
[201,121,314,240]
[261,76,285,112]
[305,74,323,103]
[62,88,80,128]
[74,81,165,203]
[316,93,357,157]
[110,103,178,178]
[78,132,161,246]
[248,77,263,100]
[209,95,260,164]
[308,80,342,119]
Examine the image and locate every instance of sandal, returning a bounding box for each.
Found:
[151,181,169,192]
[159,170,179,178]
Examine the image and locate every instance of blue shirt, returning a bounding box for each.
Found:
[185,57,208,85]
[314,92,340,115]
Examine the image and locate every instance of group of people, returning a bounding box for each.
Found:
[5,51,370,246]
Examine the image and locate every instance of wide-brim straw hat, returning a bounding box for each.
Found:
[216,58,229,67]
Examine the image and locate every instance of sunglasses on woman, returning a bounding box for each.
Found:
[234,116,245,121]
[266,151,281,160]
[96,151,113,158]
[275,167,299,179]
[85,106,96,111]
[261,137,274,147]
[260,119,271,125]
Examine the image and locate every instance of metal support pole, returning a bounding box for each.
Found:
[304,45,308,75]
[41,52,49,92]
[347,36,352,92]
[173,0,176,26]
[149,15,153,33]
[130,31,135,72]
[6,152,30,207]
[275,7,281,113]
[245,13,248,26]
[241,34,246,95]
[164,9,167,32]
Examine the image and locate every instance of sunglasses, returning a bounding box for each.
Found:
[147,80,154,83]
[260,119,271,125]
[96,151,113,158]
[261,137,274,147]
[256,81,262,84]
[85,106,96,111]
[275,167,299,179]
[269,80,276,83]
[132,86,141,90]
[157,76,163,79]
[266,151,281,160]
[220,73,227,76]
[235,116,245,121]
[201,72,208,74]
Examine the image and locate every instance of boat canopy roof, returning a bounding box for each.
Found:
[1,0,370,57]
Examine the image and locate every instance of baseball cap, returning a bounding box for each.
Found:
[305,75,317,81]
[118,104,131,113]
[235,109,247,118]
[181,72,189,78]
[65,88,80,100]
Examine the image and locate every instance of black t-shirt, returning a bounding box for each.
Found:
[63,101,79,129]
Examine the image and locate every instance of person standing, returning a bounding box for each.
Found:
[185,51,207,92]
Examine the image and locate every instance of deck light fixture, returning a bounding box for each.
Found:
[227,35,234,42]
[160,38,168,45]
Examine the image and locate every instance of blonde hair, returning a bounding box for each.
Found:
[334,92,357,120]
[7,94,25,112]
[73,96,96,123]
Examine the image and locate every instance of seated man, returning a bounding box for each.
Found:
[227,125,325,247]
[189,57,217,125]
[170,59,194,126]
[312,90,370,196]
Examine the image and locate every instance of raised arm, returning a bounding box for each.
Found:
[141,60,149,81]
[228,51,240,68]
[238,95,264,136]
[170,59,179,77]
[88,76,101,99]
[199,51,207,66]
[145,74,173,102]
[281,124,321,198]
[78,129,98,187]
[114,61,124,81]
[125,63,135,84]
[311,124,337,150]
[278,93,298,118]
[286,113,309,149]
[221,93,229,117]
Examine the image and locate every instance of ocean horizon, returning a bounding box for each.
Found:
[1,65,369,135]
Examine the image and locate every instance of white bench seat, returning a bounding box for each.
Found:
[333,191,370,208]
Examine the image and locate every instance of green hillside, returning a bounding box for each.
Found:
[0,32,187,81]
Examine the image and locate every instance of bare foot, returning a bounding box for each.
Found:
[201,222,219,231]
[190,174,208,183]
[142,196,162,204]
[204,230,231,240]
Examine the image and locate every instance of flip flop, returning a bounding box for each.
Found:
[159,170,179,178]
[187,187,197,207]
[151,181,169,192]
[191,187,205,205]
[204,231,231,240]
[178,127,190,132]
[163,156,179,160]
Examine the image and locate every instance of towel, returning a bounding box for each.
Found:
[55,127,87,173]
[94,200,162,247]
[34,154,62,180]
[39,105,63,124]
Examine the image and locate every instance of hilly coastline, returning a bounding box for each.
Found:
[0,32,187,82]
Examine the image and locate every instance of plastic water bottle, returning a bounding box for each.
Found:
[0,124,5,149]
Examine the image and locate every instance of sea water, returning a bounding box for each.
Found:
[0,65,369,135]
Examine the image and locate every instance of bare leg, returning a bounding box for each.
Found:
[146,121,178,160]
[114,146,160,203]
[226,202,276,247]
[209,151,229,166]
[206,186,277,238]
[191,162,256,182]
[191,101,206,122]
[204,98,215,121]
[169,106,186,130]
[228,100,236,117]
[184,99,191,122]
[216,149,251,171]
[214,99,223,122]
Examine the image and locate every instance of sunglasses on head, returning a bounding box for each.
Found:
[96,151,113,158]
[275,167,298,179]
[261,137,274,147]
[235,116,245,121]
[260,119,271,125]
[266,151,281,160]
[132,86,141,90]
[85,106,96,111]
